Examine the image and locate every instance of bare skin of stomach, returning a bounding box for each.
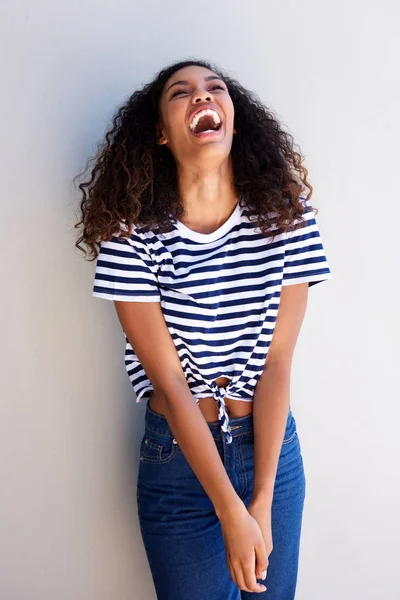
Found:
[148,376,253,423]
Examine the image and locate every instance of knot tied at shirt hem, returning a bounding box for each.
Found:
[213,386,233,445]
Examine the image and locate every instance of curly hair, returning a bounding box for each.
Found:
[73,57,316,260]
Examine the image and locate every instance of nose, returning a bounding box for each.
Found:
[193,88,214,104]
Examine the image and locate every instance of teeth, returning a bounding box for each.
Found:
[189,108,221,132]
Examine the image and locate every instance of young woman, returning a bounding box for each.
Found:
[74,58,332,599]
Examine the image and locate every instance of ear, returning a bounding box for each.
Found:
[155,123,168,145]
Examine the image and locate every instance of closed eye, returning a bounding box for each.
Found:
[170,85,226,99]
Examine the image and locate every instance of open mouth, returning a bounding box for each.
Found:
[189,109,223,137]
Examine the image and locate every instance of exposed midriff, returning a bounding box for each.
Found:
[148,376,253,423]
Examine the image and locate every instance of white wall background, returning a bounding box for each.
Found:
[1,1,399,598]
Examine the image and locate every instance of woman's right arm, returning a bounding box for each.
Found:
[114,299,242,515]
[113,300,268,593]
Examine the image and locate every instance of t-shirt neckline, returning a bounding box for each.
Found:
[172,200,242,243]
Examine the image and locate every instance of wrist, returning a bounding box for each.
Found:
[214,495,247,522]
[251,485,274,508]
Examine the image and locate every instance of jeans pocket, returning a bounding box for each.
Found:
[139,429,179,465]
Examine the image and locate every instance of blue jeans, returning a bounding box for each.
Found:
[136,399,306,599]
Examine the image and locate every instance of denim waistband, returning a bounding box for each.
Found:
[144,398,255,442]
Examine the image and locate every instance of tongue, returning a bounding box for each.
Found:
[194,114,217,133]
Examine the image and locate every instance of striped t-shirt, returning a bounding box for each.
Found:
[92,195,332,444]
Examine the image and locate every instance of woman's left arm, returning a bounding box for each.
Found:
[251,282,309,508]
[249,282,309,579]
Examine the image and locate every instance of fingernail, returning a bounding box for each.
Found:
[261,570,267,579]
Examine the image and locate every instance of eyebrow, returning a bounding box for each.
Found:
[165,75,225,95]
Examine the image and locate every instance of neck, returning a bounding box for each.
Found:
[176,158,238,231]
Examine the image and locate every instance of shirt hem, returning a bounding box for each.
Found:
[93,291,161,302]
[282,272,333,286]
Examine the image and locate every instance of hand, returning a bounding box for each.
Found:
[247,499,273,580]
[219,504,268,593]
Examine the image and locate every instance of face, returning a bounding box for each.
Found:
[157,65,236,166]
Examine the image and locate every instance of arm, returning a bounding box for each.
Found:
[251,282,309,507]
[113,300,245,519]
[114,300,270,592]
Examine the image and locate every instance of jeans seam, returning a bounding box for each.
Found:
[144,425,175,439]
[282,430,297,445]
[238,435,248,498]
[145,425,252,441]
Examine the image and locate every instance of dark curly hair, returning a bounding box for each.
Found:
[73,57,316,260]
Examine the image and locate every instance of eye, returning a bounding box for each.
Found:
[170,88,187,98]
[170,84,226,99]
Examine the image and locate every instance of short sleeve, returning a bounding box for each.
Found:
[92,229,161,302]
[282,199,332,287]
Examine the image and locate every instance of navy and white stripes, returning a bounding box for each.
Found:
[93,196,332,443]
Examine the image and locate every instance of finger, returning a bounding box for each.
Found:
[227,557,238,586]
[242,560,267,593]
[254,544,269,579]
[232,562,252,593]
[232,561,247,593]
